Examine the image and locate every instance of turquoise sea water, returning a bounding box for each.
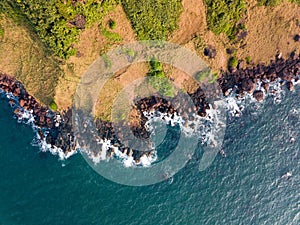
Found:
[0,87,299,225]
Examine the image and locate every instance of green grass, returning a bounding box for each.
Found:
[147,59,175,97]
[12,0,119,59]
[121,0,182,40]
[204,0,247,40]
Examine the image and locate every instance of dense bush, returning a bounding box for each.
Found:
[121,0,182,40]
[13,0,118,59]
[147,59,174,97]
[204,0,246,40]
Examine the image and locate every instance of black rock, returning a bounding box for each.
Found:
[204,46,217,58]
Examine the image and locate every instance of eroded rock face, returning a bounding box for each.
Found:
[253,90,264,102]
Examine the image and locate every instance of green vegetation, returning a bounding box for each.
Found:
[108,19,116,29]
[0,25,4,37]
[195,68,211,82]
[290,0,300,5]
[147,59,175,97]
[228,56,239,68]
[49,101,58,111]
[101,28,122,42]
[258,0,282,6]
[121,0,182,40]
[258,0,300,6]
[12,0,119,59]
[101,54,112,68]
[208,72,219,83]
[245,56,252,64]
[204,0,247,40]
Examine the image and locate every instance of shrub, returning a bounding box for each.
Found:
[245,56,252,64]
[0,25,4,37]
[147,59,175,97]
[228,56,239,68]
[108,19,116,29]
[49,101,58,111]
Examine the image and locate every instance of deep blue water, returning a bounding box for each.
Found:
[0,87,299,225]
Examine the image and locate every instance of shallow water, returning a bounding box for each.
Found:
[0,87,299,225]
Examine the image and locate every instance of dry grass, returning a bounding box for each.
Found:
[170,0,300,71]
[236,1,300,64]
[0,15,61,105]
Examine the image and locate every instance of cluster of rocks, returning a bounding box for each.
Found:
[0,73,75,154]
[0,74,54,128]
[218,52,300,102]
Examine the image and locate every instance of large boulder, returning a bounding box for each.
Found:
[253,90,264,102]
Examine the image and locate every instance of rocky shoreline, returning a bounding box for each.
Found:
[0,52,299,164]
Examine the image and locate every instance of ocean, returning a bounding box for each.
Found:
[0,86,299,225]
